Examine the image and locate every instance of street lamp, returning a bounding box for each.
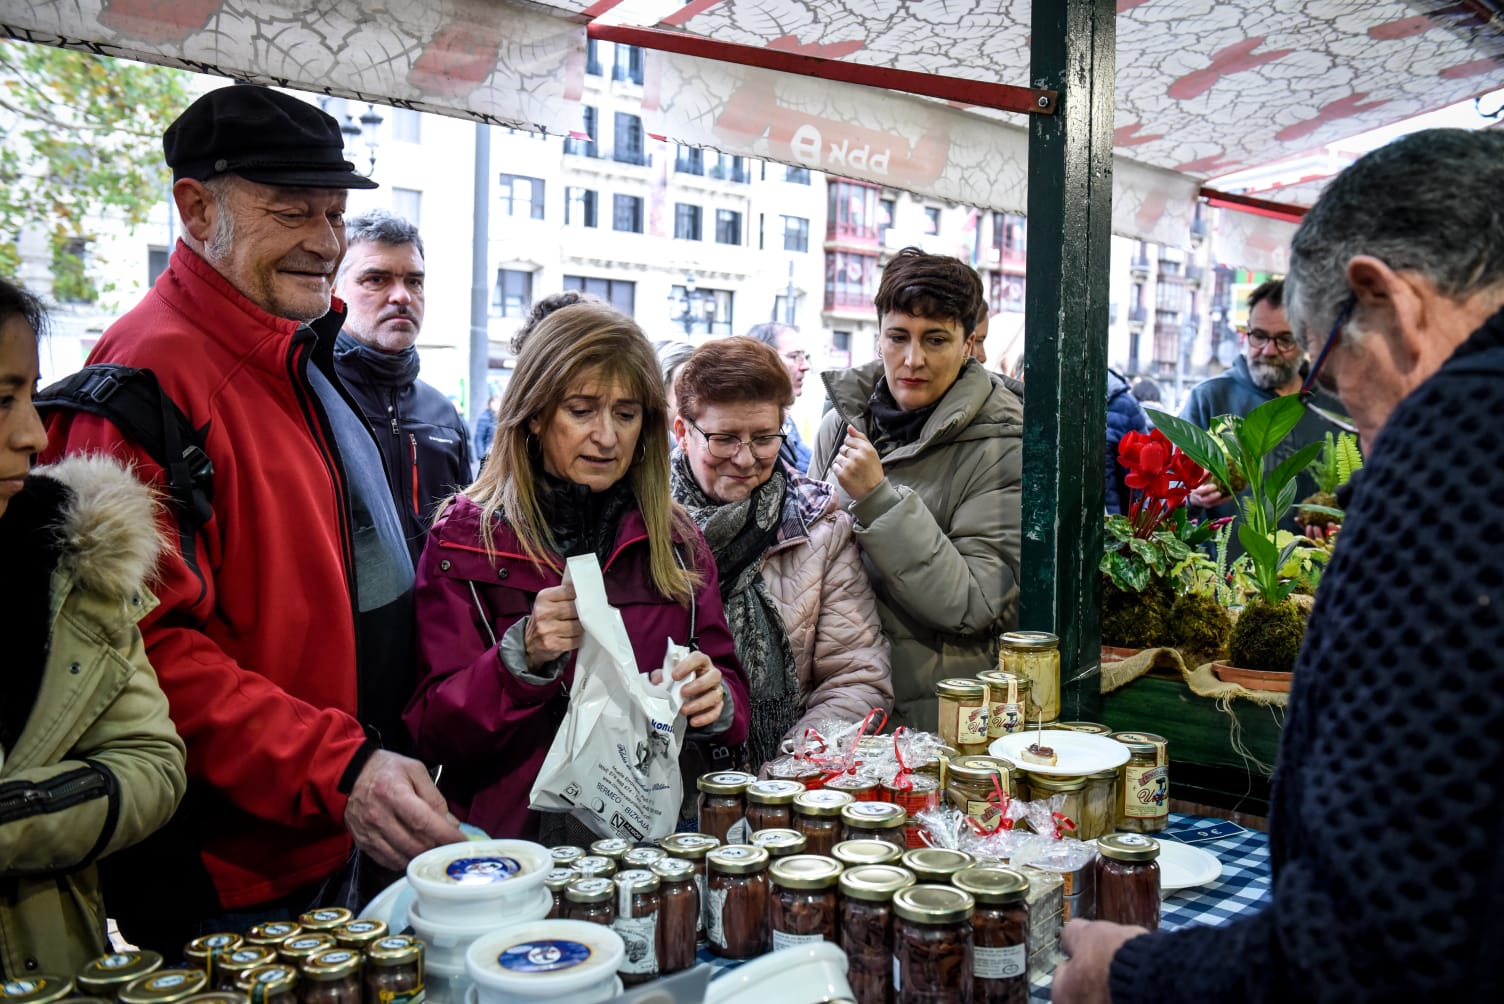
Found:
[320,97,384,176]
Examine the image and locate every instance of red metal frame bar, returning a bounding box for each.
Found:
[1200,186,1308,223]
[586,22,1056,115]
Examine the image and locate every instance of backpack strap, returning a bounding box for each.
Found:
[36,364,214,604]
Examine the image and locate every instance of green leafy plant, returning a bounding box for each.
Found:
[1297,431,1362,530]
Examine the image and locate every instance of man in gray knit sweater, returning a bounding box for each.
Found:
[1056,128,1504,1002]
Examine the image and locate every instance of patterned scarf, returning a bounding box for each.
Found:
[670,450,800,767]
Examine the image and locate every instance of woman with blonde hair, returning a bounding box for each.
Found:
[405,302,749,839]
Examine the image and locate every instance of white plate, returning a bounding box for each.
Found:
[1156,839,1222,893]
[989,730,1130,776]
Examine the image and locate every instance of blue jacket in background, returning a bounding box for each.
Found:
[1106,369,1151,514]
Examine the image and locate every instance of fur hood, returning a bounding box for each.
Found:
[30,454,165,603]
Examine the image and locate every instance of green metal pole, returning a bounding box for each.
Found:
[1021,0,1114,721]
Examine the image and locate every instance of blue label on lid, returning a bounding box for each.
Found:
[148,976,187,990]
[99,955,133,969]
[445,855,523,884]
[496,939,592,974]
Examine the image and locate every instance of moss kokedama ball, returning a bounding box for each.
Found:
[1101,576,1174,649]
[1168,592,1232,662]
[1227,598,1307,674]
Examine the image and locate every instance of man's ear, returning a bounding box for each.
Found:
[173,179,215,244]
[1347,255,1426,372]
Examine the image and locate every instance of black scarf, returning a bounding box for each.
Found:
[534,468,636,565]
[869,377,942,452]
[0,475,69,752]
[333,329,420,387]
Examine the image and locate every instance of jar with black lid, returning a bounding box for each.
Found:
[1095,833,1161,931]
[841,800,908,847]
[792,789,855,857]
[769,854,843,949]
[76,951,164,998]
[544,867,579,918]
[660,832,719,938]
[839,864,917,1004]
[952,867,1030,1004]
[935,678,990,755]
[213,950,276,993]
[119,971,209,1004]
[574,854,617,879]
[235,966,296,1004]
[704,844,771,959]
[750,827,807,858]
[832,838,903,868]
[893,884,976,1004]
[550,845,585,867]
[364,935,424,1004]
[331,919,387,951]
[590,837,632,862]
[275,934,333,967]
[1109,732,1170,832]
[651,858,700,975]
[183,934,242,977]
[564,876,618,926]
[296,948,362,1004]
[901,847,975,884]
[697,770,756,843]
[608,869,662,985]
[244,923,301,948]
[623,846,666,870]
[744,779,805,833]
[296,908,351,933]
[0,977,74,1004]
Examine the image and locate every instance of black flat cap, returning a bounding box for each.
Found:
[164,83,379,190]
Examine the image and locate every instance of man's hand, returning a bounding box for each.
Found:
[651,651,725,728]
[345,750,464,870]
[525,577,581,669]
[831,425,885,502]
[1053,918,1149,1004]
[1188,474,1230,510]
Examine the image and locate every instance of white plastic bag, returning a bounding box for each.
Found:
[529,553,689,840]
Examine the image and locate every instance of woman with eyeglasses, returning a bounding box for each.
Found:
[670,338,892,769]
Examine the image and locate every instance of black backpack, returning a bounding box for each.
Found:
[36,364,214,602]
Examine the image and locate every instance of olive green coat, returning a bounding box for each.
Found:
[811,359,1023,729]
[0,456,186,977]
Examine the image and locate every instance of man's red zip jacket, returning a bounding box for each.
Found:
[42,242,387,910]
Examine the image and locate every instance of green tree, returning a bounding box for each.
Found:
[0,41,191,292]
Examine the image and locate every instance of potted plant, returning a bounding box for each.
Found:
[1296,431,1362,534]
[1148,396,1326,676]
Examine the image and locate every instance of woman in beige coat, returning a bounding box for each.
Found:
[670,338,892,769]
[811,248,1024,729]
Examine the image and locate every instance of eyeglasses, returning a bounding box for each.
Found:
[781,350,808,364]
[1298,294,1360,435]
[688,419,787,460]
[1246,328,1300,353]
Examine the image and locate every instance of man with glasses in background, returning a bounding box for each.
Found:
[1055,126,1504,1004]
[1180,278,1344,541]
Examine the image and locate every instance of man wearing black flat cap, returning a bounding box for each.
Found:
[42,83,462,950]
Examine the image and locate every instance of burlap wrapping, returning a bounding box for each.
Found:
[1100,646,1289,709]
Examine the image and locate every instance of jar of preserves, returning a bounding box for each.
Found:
[544,867,579,919]
[1110,732,1169,832]
[235,966,296,1004]
[651,858,699,975]
[1095,833,1161,930]
[76,951,164,998]
[590,837,633,862]
[744,779,804,832]
[883,774,942,848]
[766,758,825,788]
[946,760,1011,833]
[295,908,351,933]
[1053,721,1111,735]
[704,844,771,959]
[999,631,1060,723]
[936,679,990,755]
[841,800,908,847]
[364,935,425,1004]
[750,828,808,858]
[977,671,1030,740]
[296,949,362,1004]
[0,977,74,1004]
[564,876,618,926]
[952,867,1030,1004]
[893,885,976,1004]
[183,934,243,978]
[574,854,618,879]
[697,770,756,843]
[275,934,333,967]
[1079,770,1119,842]
[330,919,387,951]
[900,848,974,884]
[1022,773,1086,837]
[214,950,276,993]
[839,864,917,1004]
[792,789,855,857]
[769,854,843,949]
[610,870,662,986]
[550,845,585,868]
[622,847,666,870]
[660,832,719,938]
[119,971,210,1004]
[823,773,880,801]
[243,923,301,949]
[832,838,903,868]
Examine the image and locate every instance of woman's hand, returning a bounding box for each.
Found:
[524,578,582,669]
[653,651,725,728]
[832,425,885,502]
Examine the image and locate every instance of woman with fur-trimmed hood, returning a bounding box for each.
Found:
[0,279,186,976]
